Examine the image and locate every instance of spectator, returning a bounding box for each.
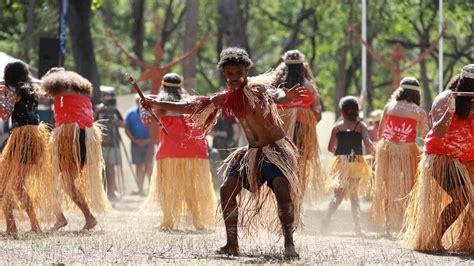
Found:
[95,87,124,201]
[211,116,240,160]
[125,95,153,196]
[368,109,383,142]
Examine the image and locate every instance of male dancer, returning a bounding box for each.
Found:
[143,47,305,258]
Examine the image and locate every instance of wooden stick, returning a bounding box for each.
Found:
[126,74,168,135]
[452,92,474,97]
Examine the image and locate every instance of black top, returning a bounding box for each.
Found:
[334,122,363,156]
[0,85,40,153]
[11,86,40,128]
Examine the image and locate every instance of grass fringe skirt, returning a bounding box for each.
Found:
[326,155,372,199]
[50,123,111,213]
[369,140,419,232]
[140,158,217,230]
[0,124,56,222]
[221,137,302,235]
[279,108,323,202]
[402,154,474,252]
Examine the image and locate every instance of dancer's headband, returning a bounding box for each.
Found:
[284,58,305,65]
[400,84,420,91]
[461,69,474,79]
[161,81,182,88]
[283,50,305,65]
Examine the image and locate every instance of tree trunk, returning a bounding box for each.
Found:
[282,8,314,52]
[182,0,199,93]
[217,0,250,52]
[68,0,101,105]
[366,45,374,112]
[419,33,433,112]
[419,59,432,112]
[22,0,37,62]
[131,0,145,61]
[335,40,349,118]
[216,15,225,87]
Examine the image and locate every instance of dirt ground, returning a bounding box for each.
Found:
[1,103,471,263]
[1,196,473,264]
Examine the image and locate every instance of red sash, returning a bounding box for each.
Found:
[54,95,93,129]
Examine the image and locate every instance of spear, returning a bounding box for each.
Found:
[126,73,168,135]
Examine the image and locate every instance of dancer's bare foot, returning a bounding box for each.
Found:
[52,218,68,231]
[284,245,300,259]
[6,221,18,236]
[216,244,239,256]
[194,222,205,231]
[30,224,42,234]
[6,227,18,236]
[82,216,98,231]
[157,222,174,231]
[354,227,364,236]
[426,237,446,252]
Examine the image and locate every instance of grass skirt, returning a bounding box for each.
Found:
[221,137,302,234]
[50,123,110,213]
[369,140,419,232]
[402,154,474,252]
[279,108,323,201]
[140,158,217,230]
[326,155,371,199]
[0,124,56,221]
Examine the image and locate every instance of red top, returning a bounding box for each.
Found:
[425,113,474,163]
[54,95,94,129]
[279,87,314,109]
[381,115,417,143]
[156,115,209,160]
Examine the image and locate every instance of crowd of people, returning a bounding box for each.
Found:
[1,48,473,258]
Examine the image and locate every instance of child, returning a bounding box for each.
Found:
[142,47,305,258]
[0,61,53,234]
[321,96,373,235]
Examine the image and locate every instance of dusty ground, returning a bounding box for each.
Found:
[2,103,471,263]
[1,196,473,264]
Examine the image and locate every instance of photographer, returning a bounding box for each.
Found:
[95,87,124,201]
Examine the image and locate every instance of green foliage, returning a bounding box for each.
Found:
[91,0,102,11]
[0,0,472,111]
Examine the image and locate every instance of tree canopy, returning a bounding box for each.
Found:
[0,0,473,112]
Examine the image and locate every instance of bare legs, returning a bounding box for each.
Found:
[350,193,362,234]
[219,175,241,256]
[321,188,361,234]
[431,186,469,249]
[272,176,299,258]
[53,175,97,231]
[2,176,40,235]
[219,175,298,258]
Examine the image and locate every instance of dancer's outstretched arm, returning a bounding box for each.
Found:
[143,92,227,114]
